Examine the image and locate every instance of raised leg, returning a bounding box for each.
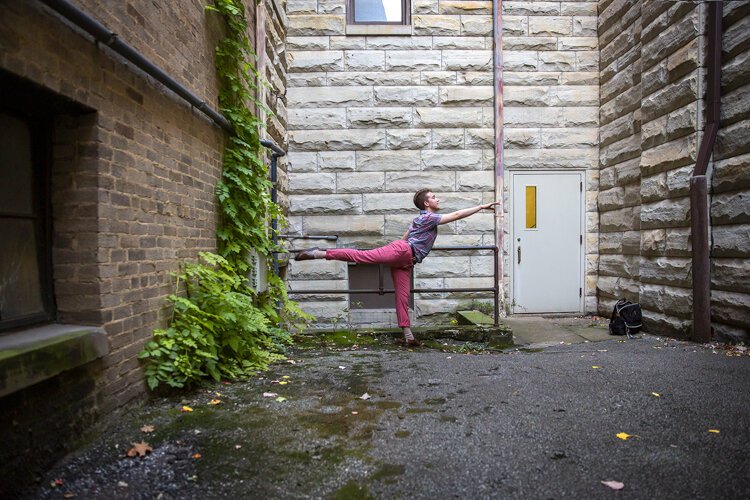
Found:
[326,240,412,267]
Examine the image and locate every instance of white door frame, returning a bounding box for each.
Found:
[508,170,586,314]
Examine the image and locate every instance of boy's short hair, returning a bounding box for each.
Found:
[413,188,432,210]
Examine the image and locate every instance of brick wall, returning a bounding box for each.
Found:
[285,0,498,327]
[0,0,266,491]
[597,0,750,341]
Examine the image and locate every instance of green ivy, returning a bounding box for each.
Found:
[209,0,279,269]
[139,0,311,389]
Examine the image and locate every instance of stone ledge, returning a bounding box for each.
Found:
[0,324,108,397]
[346,24,413,36]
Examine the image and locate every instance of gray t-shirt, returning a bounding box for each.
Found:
[406,211,442,263]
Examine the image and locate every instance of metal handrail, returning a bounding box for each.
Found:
[288,245,501,326]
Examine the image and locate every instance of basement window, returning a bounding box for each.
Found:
[348,263,414,309]
[346,0,412,35]
[0,111,55,331]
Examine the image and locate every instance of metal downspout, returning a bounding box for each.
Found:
[260,139,286,279]
[493,0,504,321]
[38,0,233,133]
[690,0,722,342]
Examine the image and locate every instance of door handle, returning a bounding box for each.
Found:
[517,245,521,264]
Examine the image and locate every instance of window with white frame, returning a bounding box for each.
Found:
[347,0,411,29]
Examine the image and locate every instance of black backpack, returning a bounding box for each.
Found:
[609,299,643,338]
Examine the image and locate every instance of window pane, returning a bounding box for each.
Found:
[354,0,403,22]
[0,113,34,215]
[525,186,537,229]
[349,264,413,309]
[0,219,45,321]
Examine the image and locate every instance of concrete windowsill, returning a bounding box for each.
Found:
[345,24,412,36]
[0,324,108,398]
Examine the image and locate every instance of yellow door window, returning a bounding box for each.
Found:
[525,185,537,229]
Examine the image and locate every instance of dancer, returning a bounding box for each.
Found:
[295,189,499,346]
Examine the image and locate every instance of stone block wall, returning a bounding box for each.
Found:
[597,0,645,315]
[502,0,600,312]
[285,0,498,326]
[597,0,750,341]
[0,0,268,491]
[712,1,750,342]
[259,0,291,187]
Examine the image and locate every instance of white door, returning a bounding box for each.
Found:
[511,172,583,313]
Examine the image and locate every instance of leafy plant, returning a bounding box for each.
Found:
[139,1,311,389]
[139,253,291,389]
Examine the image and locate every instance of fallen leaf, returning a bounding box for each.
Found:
[126,442,153,458]
[193,453,202,459]
[601,480,625,490]
[181,406,193,413]
[63,493,76,499]
[360,393,371,400]
[282,376,290,379]
[209,399,221,405]
[275,396,287,402]
[263,392,278,398]
[616,432,638,441]
[708,429,720,434]
[278,381,288,385]
[140,425,155,433]
[592,366,601,369]
[651,392,661,397]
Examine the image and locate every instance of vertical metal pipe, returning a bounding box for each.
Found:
[260,139,285,279]
[690,0,722,342]
[270,154,279,278]
[494,247,500,326]
[493,0,505,317]
[691,176,711,341]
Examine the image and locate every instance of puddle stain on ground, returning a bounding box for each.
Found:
[31,327,514,498]
[330,480,374,500]
[371,463,406,484]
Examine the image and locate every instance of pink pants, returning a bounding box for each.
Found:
[326,240,414,327]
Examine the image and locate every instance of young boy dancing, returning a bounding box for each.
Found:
[295,189,499,346]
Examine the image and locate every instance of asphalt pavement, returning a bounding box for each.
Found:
[24,329,750,499]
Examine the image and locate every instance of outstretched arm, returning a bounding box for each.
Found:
[438,201,499,225]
